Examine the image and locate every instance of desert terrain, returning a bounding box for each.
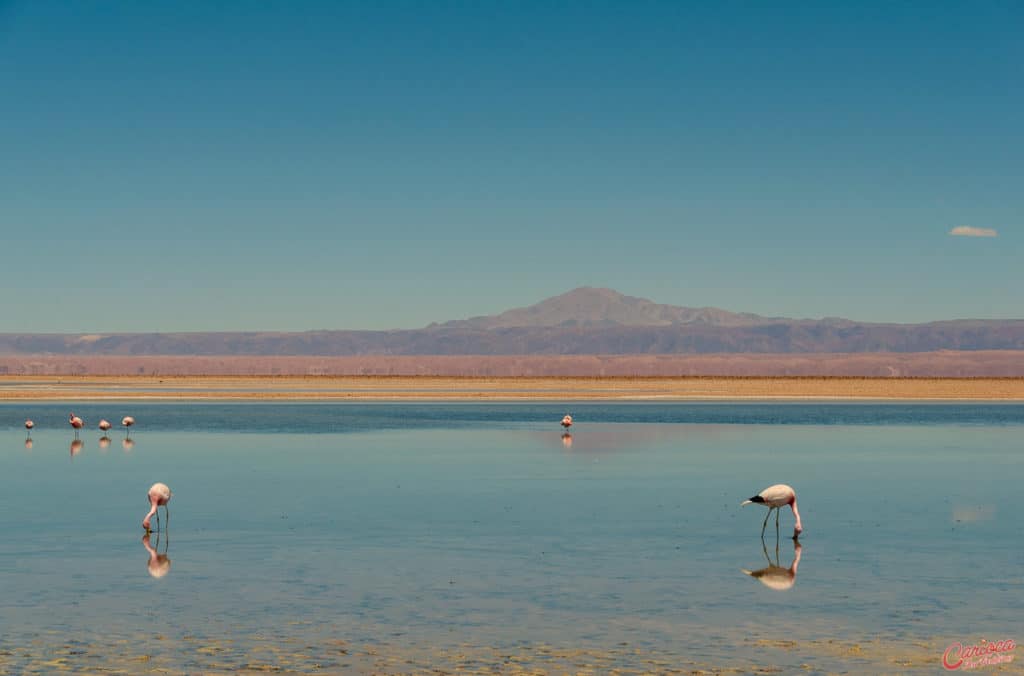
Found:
[2,374,1022,400]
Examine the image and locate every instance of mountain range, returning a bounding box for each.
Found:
[2,287,1022,356]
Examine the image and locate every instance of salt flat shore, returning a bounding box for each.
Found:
[1,375,1022,400]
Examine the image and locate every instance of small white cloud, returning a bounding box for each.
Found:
[949,225,998,238]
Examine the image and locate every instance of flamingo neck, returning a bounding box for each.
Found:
[790,499,803,536]
[143,500,158,528]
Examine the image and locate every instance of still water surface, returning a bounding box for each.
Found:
[1,403,1022,673]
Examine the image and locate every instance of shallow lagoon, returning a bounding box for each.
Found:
[2,403,1022,673]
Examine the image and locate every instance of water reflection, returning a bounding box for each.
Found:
[24,437,33,450]
[561,432,573,449]
[141,532,171,579]
[122,437,135,452]
[742,538,802,591]
[70,438,84,458]
[98,436,111,451]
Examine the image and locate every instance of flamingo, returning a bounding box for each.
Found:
[69,412,84,438]
[143,482,172,532]
[741,484,803,539]
[99,419,111,433]
[561,414,573,429]
[122,416,135,437]
[24,419,34,436]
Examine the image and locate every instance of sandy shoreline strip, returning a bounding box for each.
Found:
[1,375,1023,400]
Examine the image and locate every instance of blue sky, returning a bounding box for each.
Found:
[1,1,1020,332]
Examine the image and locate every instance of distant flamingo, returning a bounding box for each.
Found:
[143,482,172,532]
[561,414,573,429]
[69,412,84,438]
[99,419,111,433]
[741,484,803,539]
[122,416,135,437]
[25,419,34,436]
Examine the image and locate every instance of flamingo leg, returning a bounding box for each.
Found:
[761,508,771,536]
[164,505,170,531]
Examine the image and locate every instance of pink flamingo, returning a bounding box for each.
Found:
[99,419,111,433]
[143,482,172,532]
[561,414,573,429]
[25,419,34,436]
[122,416,135,437]
[69,412,84,438]
[742,484,803,539]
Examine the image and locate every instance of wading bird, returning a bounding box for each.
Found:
[122,416,135,436]
[143,482,172,532]
[69,412,84,438]
[25,419,34,436]
[99,419,111,433]
[561,415,573,429]
[741,484,803,539]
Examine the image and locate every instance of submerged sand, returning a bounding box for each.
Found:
[0,375,1023,401]
[1,628,1014,674]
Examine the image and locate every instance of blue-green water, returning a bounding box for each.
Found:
[1,403,1022,673]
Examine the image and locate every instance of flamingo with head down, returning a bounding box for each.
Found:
[742,484,803,539]
[143,482,172,532]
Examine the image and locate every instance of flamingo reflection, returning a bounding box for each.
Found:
[561,432,573,448]
[141,532,171,578]
[99,436,111,451]
[122,437,135,452]
[70,438,84,457]
[25,437,33,450]
[742,538,802,591]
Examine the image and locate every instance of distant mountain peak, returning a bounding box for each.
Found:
[432,287,775,329]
